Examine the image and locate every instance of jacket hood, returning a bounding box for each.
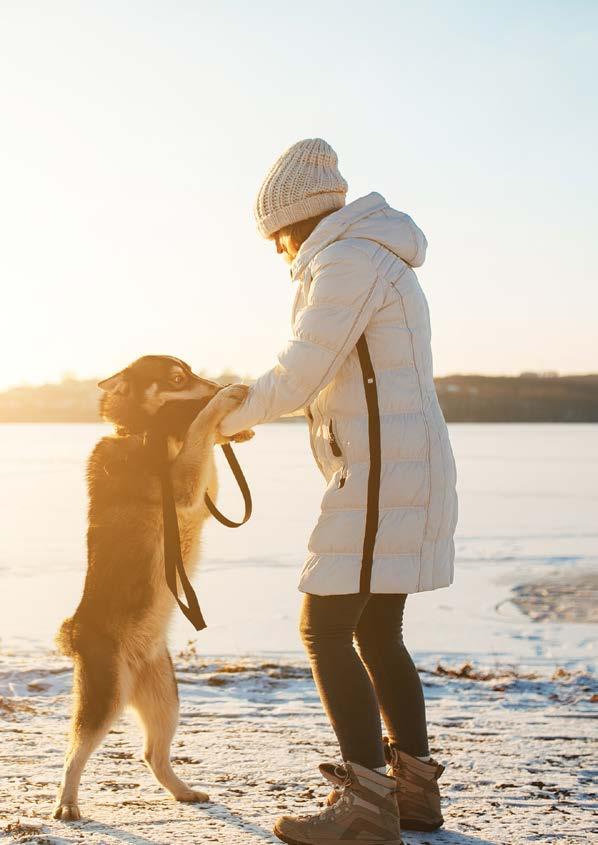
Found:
[291,192,427,280]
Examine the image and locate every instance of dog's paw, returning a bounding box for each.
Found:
[218,383,250,406]
[175,788,210,803]
[209,383,249,420]
[53,802,81,821]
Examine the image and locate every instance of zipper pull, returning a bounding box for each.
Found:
[328,419,342,457]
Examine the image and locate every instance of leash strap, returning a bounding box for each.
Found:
[204,443,253,527]
[160,440,252,631]
[159,436,207,631]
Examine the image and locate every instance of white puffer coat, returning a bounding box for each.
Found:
[220,192,457,595]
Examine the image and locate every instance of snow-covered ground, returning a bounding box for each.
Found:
[0,423,596,843]
[0,652,596,844]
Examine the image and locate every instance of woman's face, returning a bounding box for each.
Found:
[273,231,297,264]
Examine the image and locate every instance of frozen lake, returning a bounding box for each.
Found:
[0,422,596,669]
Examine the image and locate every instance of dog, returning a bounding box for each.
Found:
[53,355,252,821]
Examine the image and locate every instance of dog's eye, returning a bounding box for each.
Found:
[170,374,185,386]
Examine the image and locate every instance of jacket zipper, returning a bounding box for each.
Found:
[328,418,342,457]
[356,333,381,594]
[328,418,347,489]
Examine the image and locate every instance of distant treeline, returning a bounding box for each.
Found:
[0,373,597,423]
[435,374,598,422]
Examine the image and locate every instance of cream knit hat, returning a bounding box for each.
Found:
[254,138,348,238]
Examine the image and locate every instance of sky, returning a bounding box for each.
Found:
[1,0,596,390]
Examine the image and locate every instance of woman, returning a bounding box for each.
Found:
[220,138,458,845]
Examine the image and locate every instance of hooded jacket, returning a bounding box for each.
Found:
[220,192,458,595]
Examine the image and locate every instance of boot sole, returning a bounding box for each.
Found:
[273,826,403,845]
[401,817,444,831]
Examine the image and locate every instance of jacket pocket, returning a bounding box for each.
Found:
[328,419,347,489]
[328,418,343,457]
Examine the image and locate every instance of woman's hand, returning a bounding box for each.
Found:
[216,428,255,445]
[215,383,254,445]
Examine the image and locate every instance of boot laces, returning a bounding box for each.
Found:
[298,769,354,824]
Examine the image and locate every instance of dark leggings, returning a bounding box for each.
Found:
[300,593,429,770]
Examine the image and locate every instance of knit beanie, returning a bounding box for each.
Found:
[254,138,348,238]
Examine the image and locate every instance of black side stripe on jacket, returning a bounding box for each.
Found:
[356,333,381,593]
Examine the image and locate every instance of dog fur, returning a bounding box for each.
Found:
[53,355,251,821]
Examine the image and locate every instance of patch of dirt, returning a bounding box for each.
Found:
[0,697,35,720]
[511,571,598,623]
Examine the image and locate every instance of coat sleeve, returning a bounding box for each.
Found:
[219,242,381,436]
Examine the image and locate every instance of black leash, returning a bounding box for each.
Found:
[204,443,253,527]
[159,439,252,631]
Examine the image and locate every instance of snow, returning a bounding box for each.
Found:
[0,423,596,843]
[0,652,596,844]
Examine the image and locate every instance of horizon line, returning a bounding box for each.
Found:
[2,369,597,393]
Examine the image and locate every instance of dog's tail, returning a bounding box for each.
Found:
[55,617,76,657]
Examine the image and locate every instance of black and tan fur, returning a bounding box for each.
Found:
[53,355,251,821]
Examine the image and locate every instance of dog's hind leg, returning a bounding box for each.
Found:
[54,649,129,821]
[130,646,209,803]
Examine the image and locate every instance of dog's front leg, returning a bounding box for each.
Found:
[170,384,249,506]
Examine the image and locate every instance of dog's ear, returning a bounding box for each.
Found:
[98,370,129,396]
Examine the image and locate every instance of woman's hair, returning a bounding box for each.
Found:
[274,211,332,251]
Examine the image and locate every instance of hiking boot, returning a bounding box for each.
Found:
[273,761,403,845]
[385,739,444,831]
[322,742,444,832]
[321,762,348,807]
